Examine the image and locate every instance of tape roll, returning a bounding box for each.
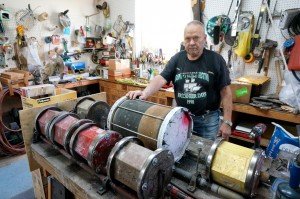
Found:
[38,12,48,21]
[244,53,255,63]
[44,36,52,44]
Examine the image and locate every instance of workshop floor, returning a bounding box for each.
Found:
[0,154,34,199]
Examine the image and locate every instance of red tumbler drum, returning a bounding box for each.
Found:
[69,122,122,174]
[35,107,62,138]
[47,112,81,147]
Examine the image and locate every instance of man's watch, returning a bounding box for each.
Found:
[223,121,233,127]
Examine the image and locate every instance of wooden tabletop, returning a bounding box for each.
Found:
[31,135,275,199]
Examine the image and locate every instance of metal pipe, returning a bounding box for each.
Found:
[166,184,193,199]
[111,123,158,141]
[118,105,165,120]
[40,137,138,199]
[173,167,244,199]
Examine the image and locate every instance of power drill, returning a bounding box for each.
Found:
[249,123,267,149]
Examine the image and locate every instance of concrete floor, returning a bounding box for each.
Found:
[0,154,34,199]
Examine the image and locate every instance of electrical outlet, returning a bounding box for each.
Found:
[279,8,300,29]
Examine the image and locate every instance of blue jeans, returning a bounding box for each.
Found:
[192,110,221,141]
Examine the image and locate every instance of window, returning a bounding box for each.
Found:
[135,0,192,60]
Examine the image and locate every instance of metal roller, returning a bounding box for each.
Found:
[69,122,122,174]
[48,111,80,145]
[206,137,265,197]
[107,96,193,161]
[35,106,62,138]
[107,136,174,199]
[74,97,110,129]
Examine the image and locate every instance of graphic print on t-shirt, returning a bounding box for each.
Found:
[175,71,209,105]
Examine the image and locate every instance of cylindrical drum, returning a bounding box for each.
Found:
[107,137,174,199]
[47,112,92,153]
[206,138,264,197]
[69,122,122,174]
[74,97,110,129]
[107,96,193,161]
[35,107,62,138]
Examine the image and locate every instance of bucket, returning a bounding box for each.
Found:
[206,138,264,196]
[74,97,110,129]
[106,136,174,199]
[107,96,193,161]
[69,122,122,174]
[35,107,62,138]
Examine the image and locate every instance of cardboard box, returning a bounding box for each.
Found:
[108,68,131,81]
[109,59,130,70]
[21,84,56,98]
[21,88,77,109]
[230,81,252,103]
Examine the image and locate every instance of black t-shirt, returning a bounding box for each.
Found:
[160,49,230,116]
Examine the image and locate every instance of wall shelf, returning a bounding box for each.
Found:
[232,103,300,124]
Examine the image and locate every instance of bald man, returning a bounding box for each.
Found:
[127,20,232,141]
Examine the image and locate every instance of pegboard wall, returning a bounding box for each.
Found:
[0,0,298,96]
[204,0,299,95]
[0,0,135,74]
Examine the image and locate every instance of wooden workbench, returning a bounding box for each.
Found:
[30,134,276,199]
[31,142,117,199]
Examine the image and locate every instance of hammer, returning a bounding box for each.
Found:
[257,39,278,75]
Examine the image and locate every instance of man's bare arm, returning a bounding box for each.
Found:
[126,75,167,100]
[219,85,232,139]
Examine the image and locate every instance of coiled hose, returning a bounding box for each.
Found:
[0,88,25,155]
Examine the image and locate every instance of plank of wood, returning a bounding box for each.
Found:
[8,68,30,85]
[1,72,24,80]
[19,93,107,172]
[56,79,99,89]
[232,103,300,124]
[31,169,46,199]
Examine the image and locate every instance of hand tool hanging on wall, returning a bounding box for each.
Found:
[206,15,231,44]
[227,49,232,68]
[231,0,243,37]
[275,59,282,98]
[0,19,4,33]
[257,39,277,75]
[251,1,266,51]
[233,12,254,58]
[265,0,270,23]
[191,0,205,23]
[15,4,36,30]
[213,16,222,45]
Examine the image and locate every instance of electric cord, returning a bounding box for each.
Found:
[226,0,234,17]
[0,88,25,155]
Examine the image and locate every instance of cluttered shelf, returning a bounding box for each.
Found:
[232,103,300,124]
